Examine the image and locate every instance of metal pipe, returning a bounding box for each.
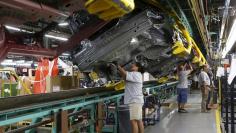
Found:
[219,0,231,49]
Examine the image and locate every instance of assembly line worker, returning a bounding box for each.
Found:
[176,62,193,113]
[116,62,144,133]
[198,65,211,113]
[192,72,199,90]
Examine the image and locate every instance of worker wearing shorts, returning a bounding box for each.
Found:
[177,63,192,113]
[116,62,144,133]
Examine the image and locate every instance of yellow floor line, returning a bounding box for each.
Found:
[215,108,222,133]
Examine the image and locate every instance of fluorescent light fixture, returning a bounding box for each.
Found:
[18,63,31,67]
[222,19,236,58]
[4,59,13,62]
[21,29,35,34]
[0,59,32,67]
[26,61,33,64]
[5,25,20,31]
[16,60,25,63]
[45,34,68,41]
[1,62,16,66]
[5,25,35,34]
[58,22,69,26]
[1,62,31,67]
[62,53,70,56]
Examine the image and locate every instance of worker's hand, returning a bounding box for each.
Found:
[112,61,118,66]
[109,63,117,68]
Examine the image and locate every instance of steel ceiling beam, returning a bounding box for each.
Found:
[0,45,9,62]
[8,43,57,57]
[55,20,109,55]
[0,25,5,48]
[0,20,109,62]
[0,0,69,18]
[0,42,57,62]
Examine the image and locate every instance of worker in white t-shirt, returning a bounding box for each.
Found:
[176,62,193,113]
[192,73,199,90]
[116,62,144,133]
[198,65,211,113]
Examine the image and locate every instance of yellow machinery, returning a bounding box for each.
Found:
[0,69,32,96]
[85,0,135,20]
[147,0,207,66]
[105,80,125,91]
[88,71,125,91]
[84,0,207,86]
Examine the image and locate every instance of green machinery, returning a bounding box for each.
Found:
[0,81,178,133]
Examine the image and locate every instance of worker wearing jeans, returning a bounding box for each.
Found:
[198,65,211,113]
[116,62,144,133]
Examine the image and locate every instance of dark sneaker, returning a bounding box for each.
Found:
[178,109,188,113]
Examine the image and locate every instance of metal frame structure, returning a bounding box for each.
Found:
[0,81,178,133]
[221,69,236,133]
[143,82,177,126]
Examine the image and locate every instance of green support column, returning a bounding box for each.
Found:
[89,105,95,133]
[25,118,42,133]
[51,113,58,133]
[114,98,120,133]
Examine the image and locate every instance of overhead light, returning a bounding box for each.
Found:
[222,19,236,58]
[0,59,33,67]
[62,53,70,56]
[18,63,31,67]
[4,59,13,62]
[1,62,16,66]
[58,22,69,26]
[5,25,20,31]
[21,29,35,34]
[51,44,59,47]
[16,60,25,63]
[5,25,35,34]
[45,34,68,41]
[26,61,33,64]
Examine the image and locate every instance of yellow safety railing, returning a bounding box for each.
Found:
[0,69,32,95]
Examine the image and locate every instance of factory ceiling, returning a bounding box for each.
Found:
[0,0,227,63]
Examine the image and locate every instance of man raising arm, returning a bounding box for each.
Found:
[116,62,144,133]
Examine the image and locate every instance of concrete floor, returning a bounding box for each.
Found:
[145,92,217,133]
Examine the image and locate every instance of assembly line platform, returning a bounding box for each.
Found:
[145,92,219,133]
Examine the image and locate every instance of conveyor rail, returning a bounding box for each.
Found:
[0,81,178,129]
